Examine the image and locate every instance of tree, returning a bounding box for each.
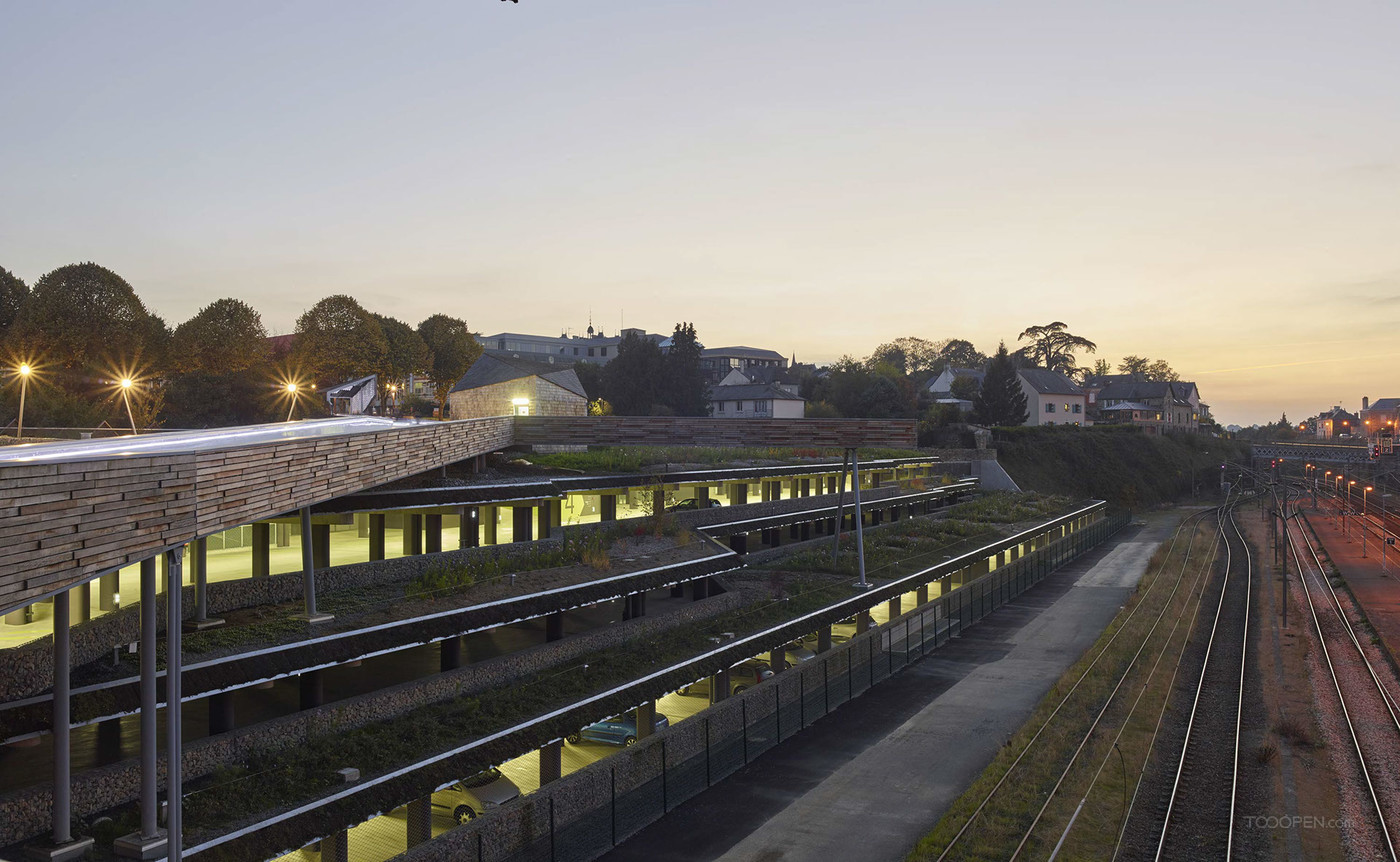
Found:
[417,314,483,414]
[868,337,944,376]
[9,263,168,381]
[1117,355,1150,377]
[373,314,432,412]
[662,322,709,416]
[1088,358,1113,378]
[949,374,980,401]
[937,339,986,371]
[601,331,665,415]
[1116,355,1179,381]
[1016,321,1097,374]
[973,342,1028,426]
[170,298,269,374]
[293,296,388,387]
[824,357,915,418]
[0,266,27,337]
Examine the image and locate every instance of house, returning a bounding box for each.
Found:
[1360,396,1400,438]
[1314,406,1361,439]
[925,367,986,397]
[1092,380,1204,434]
[325,374,379,415]
[707,371,805,418]
[698,347,788,384]
[1017,369,1089,426]
[447,354,587,419]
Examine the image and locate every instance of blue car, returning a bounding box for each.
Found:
[567,712,670,747]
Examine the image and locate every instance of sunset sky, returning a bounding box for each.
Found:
[2,2,1397,426]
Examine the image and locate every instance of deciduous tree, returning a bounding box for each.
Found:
[417,314,483,413]
[973,342,1028,426]
[170,298,269,374]
[0,266,27,338]
[662,322,708,416]
[601,331,665,415]
[293,295,388,387]
[373,314,432,411]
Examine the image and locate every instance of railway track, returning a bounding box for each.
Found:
[1287,500,1400,860]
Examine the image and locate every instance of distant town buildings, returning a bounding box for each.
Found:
[1018,369,1089,426]
[447,354,587,419]
[1087,378,1207,434]
[706,370,805,418]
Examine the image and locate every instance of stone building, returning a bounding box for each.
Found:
[448,354,587,419]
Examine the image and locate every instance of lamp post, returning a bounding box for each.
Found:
[119,378,138,435]
[1363,485,1373,557]
[14,363,31,439]
[285,382,299,422]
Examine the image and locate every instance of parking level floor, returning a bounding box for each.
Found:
[596,511,1186,862]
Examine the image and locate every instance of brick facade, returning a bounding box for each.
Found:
[447,377,586,420]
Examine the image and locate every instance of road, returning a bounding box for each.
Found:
[595,513,1181,862]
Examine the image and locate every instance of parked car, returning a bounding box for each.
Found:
[782,643,818,669]
[568,712,670,747]
[666,498,724,512]
[681,659,775,697]
[433,767,521,824]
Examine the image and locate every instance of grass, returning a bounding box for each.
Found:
[523,445,925,473]
[907,513,1218,862]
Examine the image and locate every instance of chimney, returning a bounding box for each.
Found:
[1363,396,1370,410]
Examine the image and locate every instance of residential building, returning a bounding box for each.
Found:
[1091,380,1204,434]
[325,374,379,415]
[708,371,805,418]
[1359,396,1400,437]
[1314,406,1361,439]
[447,354,587,419]
[698,347,788,384]
[925,367,986,397]
[481,325,665,365]
[1017,369,1089,426]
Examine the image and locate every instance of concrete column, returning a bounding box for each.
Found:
[406,797,432,848]
[115,558,165,859]
[817,626,832,653]
[545,611,564,642]
[652,487,665,517]
[483,506,498,544]
[801,478,812,497]
[512,505,533,543]
[917,585,929,605]
[311,523,330,569]
[74,580,91,623]
[856,609,872,633]
[635,701,656,739]
[369,514,386,561]
[888,596,902,618]
[630,592,647,618]
[769,648,785,673]
[827,476,838,494]
[729,533,748,554]
[536,503,551,541]
[299,670,324,710]
[99,572,120,611]
[800,521,812,541]
[539,740,563,785]
[425,514,443,553]
[690,578,709,601]
[670,584,685,598]
[600,495,618,522]
[695,486,710,504]
[440,637,462,672]
[251,523,271,577]
[710,669,731,704]
[296,508,330,623]
[458,506,478,549]
[402,514,424,556]
[208,692,235,736]
[789,522,801,540]
[728,483,748,506]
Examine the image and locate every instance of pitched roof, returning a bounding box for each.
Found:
[1097,380,1198,403]
[1369,398,1400,410]
[327,374,376,399]
[1017,368,1084,395]
[450,354,587,399]
[1100,401,1153,411]
[707,382,806,402]
[701,346,786,362]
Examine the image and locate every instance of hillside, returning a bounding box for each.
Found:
[993,426,1249,509]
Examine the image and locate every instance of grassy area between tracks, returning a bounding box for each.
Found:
[908,511,1219,862]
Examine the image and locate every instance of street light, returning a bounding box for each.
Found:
[1363,485,1373,558]
[119,377,138,435]
[13,362,32,439]
[284,382,300,422]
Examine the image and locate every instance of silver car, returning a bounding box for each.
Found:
[434,767,521,824]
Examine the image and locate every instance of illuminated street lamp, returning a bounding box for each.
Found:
[13,362,32,439]
[1363,485,1373,557]
[119,377,139,435]
[284,382,300,422]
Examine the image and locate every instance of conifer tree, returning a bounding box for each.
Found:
[973,342,1028,426]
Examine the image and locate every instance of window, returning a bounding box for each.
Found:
[573,348,579,356]
[736,401,745,412]
[601,347,608,357]
[716,401,725,413]
[1045,403,1055,413]
[497,340,505,350]
[588,348,595,357]
[754,399,770,413]
[1072,404,1082,414]
[1063,403,1069,412]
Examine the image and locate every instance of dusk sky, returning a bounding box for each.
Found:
[2,2,1397,426]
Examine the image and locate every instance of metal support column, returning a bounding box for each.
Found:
[165,550,183,862]
[114,558,165,859]
[295,507,331,623]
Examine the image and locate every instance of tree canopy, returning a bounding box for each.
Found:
[973,342,1028,426]
[170,298,269,374]
[0,266,27,337]
[662,322,708,416]
[293,295,388,387]
[1016,321,1097,374]
[9,263,168,379]
[1116,356,1179,381]
[417,314,482,411]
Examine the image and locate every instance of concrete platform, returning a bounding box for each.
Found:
[596,511,1185,862]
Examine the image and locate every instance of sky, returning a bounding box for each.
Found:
[1,1,1397,426]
